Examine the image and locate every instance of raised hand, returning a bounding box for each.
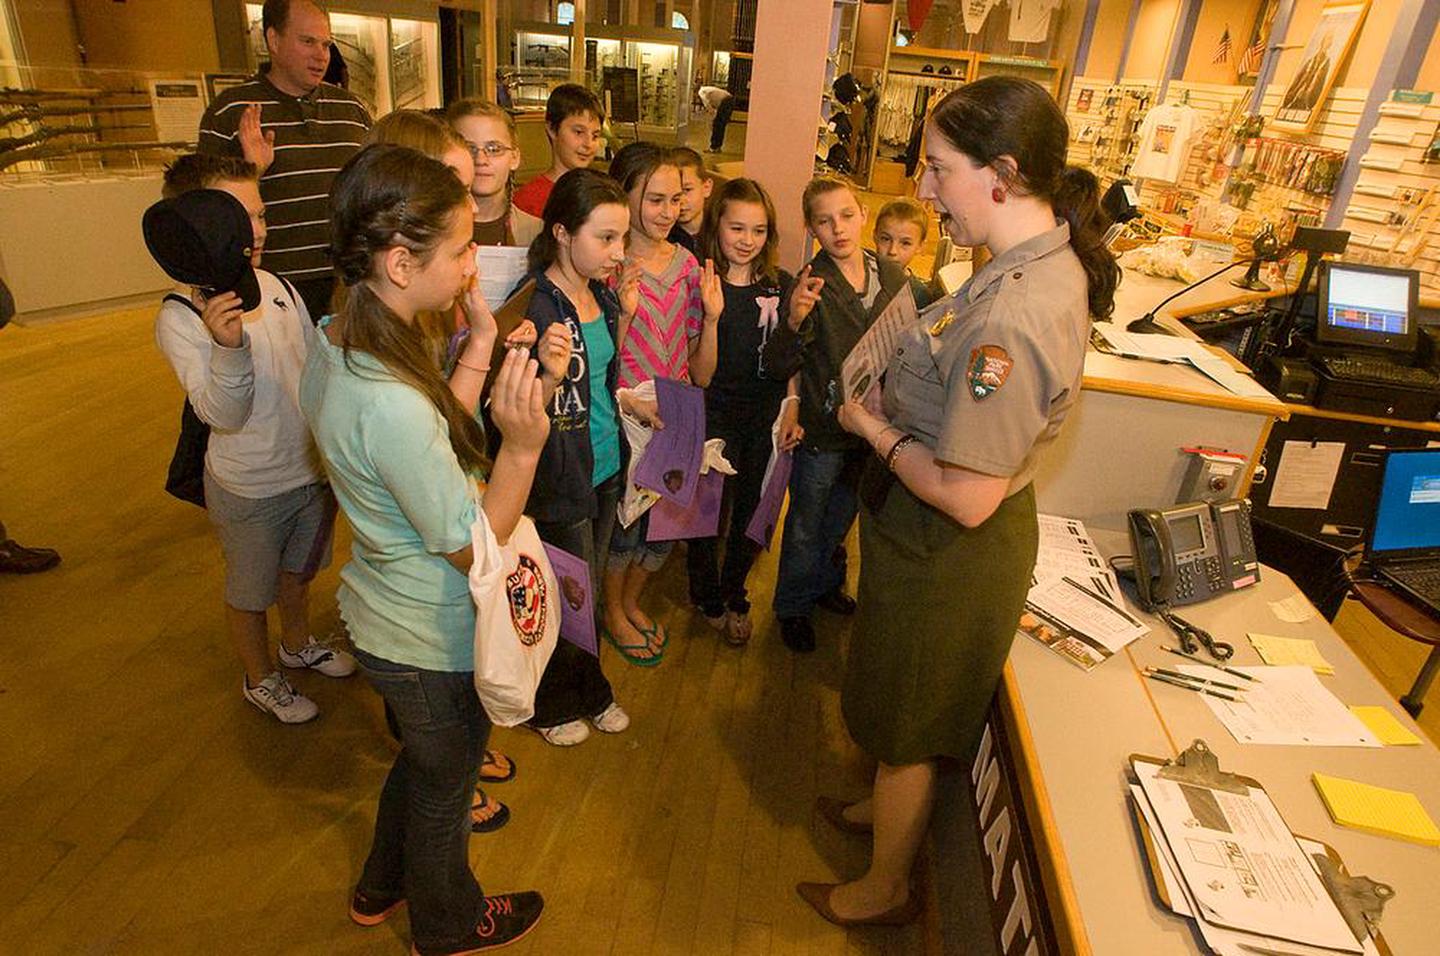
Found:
[488,347,550,454]
[616,259,643,318]
[461,271,498,347]
[700,258,724,322]
[237,104,275,175]
[536,321,572,383]
[196,290,245,349]
[787,263,825,329]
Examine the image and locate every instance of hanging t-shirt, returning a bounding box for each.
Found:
[1009,0,1061,44]
[963,0,999,35]
[1130,103,1200,184]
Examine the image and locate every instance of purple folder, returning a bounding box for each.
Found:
[648,467,724,542]
[745,449,794,550]
[541,543,597,656]
[632,377,706,508]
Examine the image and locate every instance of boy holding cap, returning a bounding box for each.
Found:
[147,153,354,725]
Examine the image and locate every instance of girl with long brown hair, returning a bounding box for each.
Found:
[300,143,551,953]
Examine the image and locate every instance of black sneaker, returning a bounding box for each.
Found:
[780,616,816,653]
[412,891,546,955]
[349,888,406,926]
[816,588,857,615]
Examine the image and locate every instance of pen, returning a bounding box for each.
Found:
[1062,575,1143,627]
[1148,666,1245,692]
[1160,645,1261,683]
[1145,670,1240,702]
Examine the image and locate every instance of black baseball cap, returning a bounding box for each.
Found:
[142,188,261,311]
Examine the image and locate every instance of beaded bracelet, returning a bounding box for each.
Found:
[885,433,917,471]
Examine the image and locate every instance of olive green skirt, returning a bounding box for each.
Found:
[842,478,1038,765]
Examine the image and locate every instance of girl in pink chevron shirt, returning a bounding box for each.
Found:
[601,141,720,665]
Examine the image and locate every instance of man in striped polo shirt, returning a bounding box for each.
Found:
[198,0,370,321]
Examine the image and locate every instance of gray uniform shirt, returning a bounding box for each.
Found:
[882,221,1091,497]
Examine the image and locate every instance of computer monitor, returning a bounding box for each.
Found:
[1367,448,1440,557]
[1316,261,1419,354]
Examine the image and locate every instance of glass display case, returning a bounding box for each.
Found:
[389,18,440,110]
[584,37,624,98]
[587,26,694,141]
[711,51,731,88]
[510,27,571,110]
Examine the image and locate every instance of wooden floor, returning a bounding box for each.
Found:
[3,304,1436,955]
[0,307,922,954]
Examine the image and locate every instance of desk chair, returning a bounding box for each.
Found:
[1345,565,1440,718]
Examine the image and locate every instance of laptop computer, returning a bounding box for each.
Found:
[1365,447,1440,614]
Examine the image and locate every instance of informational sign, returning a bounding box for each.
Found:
[147,79,205,143]
[602,66,640,125]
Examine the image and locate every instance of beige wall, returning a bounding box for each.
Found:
[1123,0,1180,81]
[1417,21,1440,91]
[71,0,219,74]
[11,0,82,81]
[1085,0,1139,81]
[1182,0,1260,85]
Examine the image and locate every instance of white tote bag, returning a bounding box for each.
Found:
[468,501,560,726]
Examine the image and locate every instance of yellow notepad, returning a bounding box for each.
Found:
[1312,773,1440,846]
[1349,706,1423,746]
[1248,632,1336,675]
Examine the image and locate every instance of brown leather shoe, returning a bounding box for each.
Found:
[795,881,922,927]
[815,796,872,835]
[0,539,60,575]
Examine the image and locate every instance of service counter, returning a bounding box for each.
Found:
[985,538,1440,955]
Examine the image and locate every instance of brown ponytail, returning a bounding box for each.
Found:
[329,144,491,475]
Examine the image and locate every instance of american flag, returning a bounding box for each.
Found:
[1213,26,1232,64]
[1237,32,1267,76]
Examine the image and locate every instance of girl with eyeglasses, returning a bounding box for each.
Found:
[446,99,543,249]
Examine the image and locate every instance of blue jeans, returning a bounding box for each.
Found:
[772,444,863,618]
[354,649,490,952]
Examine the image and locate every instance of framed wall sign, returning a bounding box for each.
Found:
[1272,0,1369,134]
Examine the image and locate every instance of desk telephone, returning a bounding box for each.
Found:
[1127,498,1259,611]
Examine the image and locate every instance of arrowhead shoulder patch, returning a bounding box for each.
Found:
[967,345,1012,400]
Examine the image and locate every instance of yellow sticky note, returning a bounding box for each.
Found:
[1349,706,1423,746]
[1248,632,1336,675]
[1312,773,1440,846]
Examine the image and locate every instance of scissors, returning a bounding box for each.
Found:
[1159,608,1234,661]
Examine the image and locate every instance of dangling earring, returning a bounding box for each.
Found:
[991,186,1006,204]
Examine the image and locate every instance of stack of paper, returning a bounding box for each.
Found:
[1313,773,1440,846]
[474,245,529,311]
[1249,633,1336,675]
[1130,758,1369,955]
[1092,322,1276,399]
[1017,515,1148,671]
[1178,664,1380,747]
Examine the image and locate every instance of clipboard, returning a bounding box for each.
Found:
[1129,740,1394,955]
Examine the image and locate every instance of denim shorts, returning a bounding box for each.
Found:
[607,509,674,572]
[204,474,335,611]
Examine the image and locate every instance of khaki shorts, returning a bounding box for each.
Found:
[204,474,335,612]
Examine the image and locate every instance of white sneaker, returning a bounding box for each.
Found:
[538,719,591,746]
[591,702,630,734]
[278,636,357,678]
[243,671,319,724]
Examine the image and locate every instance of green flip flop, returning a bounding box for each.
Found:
[602,627,664,667]
[641,621,670,650]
